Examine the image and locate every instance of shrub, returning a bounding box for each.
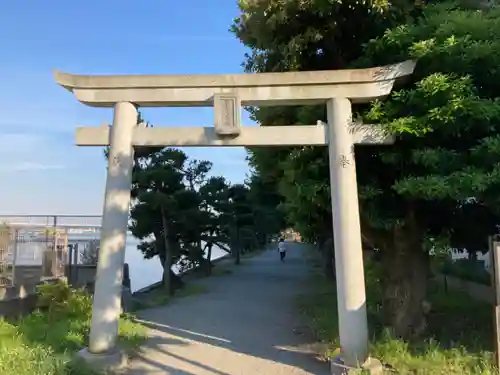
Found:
[0,280,145,375]
[300,254,496,374]
[37,281,93,320]
[438,258,491,286]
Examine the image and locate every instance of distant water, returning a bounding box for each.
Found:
[7,231,228,293]
[125,235,227,292]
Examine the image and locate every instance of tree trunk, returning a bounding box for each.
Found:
[235,246,241,264]
[161,208,174,295]
[157,238,184,292]
[381,221,430,339]
[321,237,335,280]
[163,248,173,295]
[160,268,183,290]
[206,243,213,276]
[235,226,241,265]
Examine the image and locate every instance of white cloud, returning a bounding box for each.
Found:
[0,132,44,152]
[0,162,65,172]
[0,132,70,173]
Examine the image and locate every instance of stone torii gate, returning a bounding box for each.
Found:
[54,60,415,372]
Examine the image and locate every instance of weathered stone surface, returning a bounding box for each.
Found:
[75,347,128,373]
[330,357,383,375]
[213,93,241,136]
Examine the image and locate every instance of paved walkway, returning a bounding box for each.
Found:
[126,243,331,375]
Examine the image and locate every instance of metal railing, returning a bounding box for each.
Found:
[0,215,101,287]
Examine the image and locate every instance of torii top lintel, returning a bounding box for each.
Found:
[53,60,415,108]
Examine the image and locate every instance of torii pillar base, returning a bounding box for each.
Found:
[330,357,383,375]
[75,347,128,373]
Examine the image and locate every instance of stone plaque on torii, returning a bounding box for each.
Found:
[53,60,415,372]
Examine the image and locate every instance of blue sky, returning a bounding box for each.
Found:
[0,0,254,215]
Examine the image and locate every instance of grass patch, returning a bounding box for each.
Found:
[211,267,233,277]
[132,257,238,311]
[241,247,267,259]
[0,282,146,375]
[297,256,497,374]
[437,258,491,286]
[132,282,208,311]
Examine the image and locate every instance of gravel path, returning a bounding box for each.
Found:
[126,243,331,375]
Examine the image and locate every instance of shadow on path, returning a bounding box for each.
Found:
[126,243,330,375]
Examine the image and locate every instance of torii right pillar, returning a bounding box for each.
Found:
[327,97,373,372]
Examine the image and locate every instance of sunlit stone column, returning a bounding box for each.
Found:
[87,101,137,354]
[326,97,369,367]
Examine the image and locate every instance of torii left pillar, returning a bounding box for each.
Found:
[77,101,137,367]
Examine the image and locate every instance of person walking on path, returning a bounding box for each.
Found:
[278,238,287,262]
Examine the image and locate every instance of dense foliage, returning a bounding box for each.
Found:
[438,258,491,286]
[231,0,421,244]
[352,3,500,336]
[124,119,283,293]
[0,280,145,375]
[232,0,500,338]
[299,255,496,374]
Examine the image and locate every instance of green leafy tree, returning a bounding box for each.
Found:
[130,147,217,294]
[130,148,191,293]
[198,176,232,274]
[231,0,420,247]
[176,158,214,269]
[103,117,288,290]
[351,2,500,336]
[233,0,500,338]
[227,184,255,264]
[247,172,287,246]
